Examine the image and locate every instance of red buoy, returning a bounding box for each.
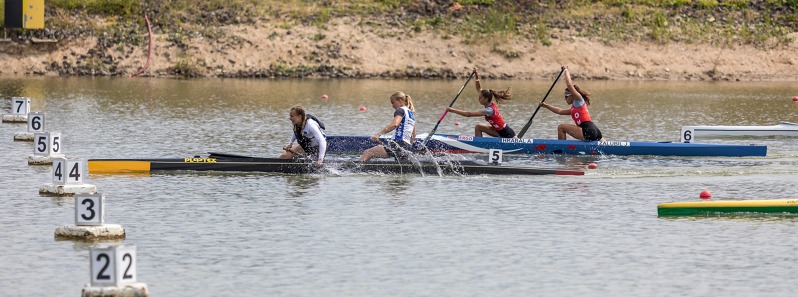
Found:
[587,163,598,169]
[359,106,367,112]
[321,94,328,100]
[454,121,460,126]
[792,96,798,102]
[699,190,712,199]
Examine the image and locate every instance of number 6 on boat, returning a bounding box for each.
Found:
[90,245,136,287]
[680,127,695,143]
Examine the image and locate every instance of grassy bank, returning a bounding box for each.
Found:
[1,0,795,79]
[12,0,789,48]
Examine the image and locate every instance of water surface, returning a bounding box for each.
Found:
[1,77,797,297]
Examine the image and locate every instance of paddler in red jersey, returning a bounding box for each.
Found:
[446,67,517,138]
[539,65,604,141]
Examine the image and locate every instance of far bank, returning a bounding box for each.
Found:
[2,20,797,81]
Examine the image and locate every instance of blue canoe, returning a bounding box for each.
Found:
[327,134,767,157]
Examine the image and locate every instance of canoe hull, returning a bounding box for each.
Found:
[327,134,767,157]
[88,155,584,176]
[683,122,798,137]
[658,199,798,216]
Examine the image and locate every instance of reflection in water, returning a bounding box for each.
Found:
[286,174,321,200]
[382,176,413,197]
[659,214,798,221]
[55,237,126,252]
[46,196,76,208]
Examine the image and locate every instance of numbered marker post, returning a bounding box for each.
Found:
[53,157,83,185]
[27,111,45,132]
[11,97,30,115]
[488,149,503,164]
[75,193,104,226]
[680,127,694,143]
[90,245,137,287]
[33,132,62,157]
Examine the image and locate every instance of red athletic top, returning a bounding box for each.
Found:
[570,99,592,126]
[484,102,507,130]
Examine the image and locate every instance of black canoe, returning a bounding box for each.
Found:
[87,152,584,176]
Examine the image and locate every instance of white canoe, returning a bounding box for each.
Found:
[680,122,798,141]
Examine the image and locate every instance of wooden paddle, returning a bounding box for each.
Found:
[517,68,565,138]
[421,70,476,147]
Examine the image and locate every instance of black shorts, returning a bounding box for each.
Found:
[497,125,516,138]
[580,121,602,141]
[382,139,413,161]
[300,144,320,160]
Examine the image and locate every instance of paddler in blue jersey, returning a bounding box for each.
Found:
[279,105,327,164]
[359,91,417,162]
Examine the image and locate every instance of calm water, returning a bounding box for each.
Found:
[1,77,798,297]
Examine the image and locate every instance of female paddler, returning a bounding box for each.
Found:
[359,91,417,162]
[279,105,327,164]
[539,66,604,141]
[445,67,516,138]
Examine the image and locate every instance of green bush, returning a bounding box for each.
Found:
[49,0,140,17]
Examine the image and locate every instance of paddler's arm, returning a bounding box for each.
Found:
[309,122,326,164]
[473,67,481,92]
[562,66,578,97]
[539,102,570,115]
[446,107,484,117]
[371,115,403,141]
[284,133,297,151]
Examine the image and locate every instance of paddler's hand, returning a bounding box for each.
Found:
[315,159,323,166]
[283,145,292,152]
[370,134,381,142]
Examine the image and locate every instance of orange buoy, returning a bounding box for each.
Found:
[699,190,712,199]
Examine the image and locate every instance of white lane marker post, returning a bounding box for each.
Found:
[2,97,30,122]
[40,157,96,196]
[14,111,45,141]
[55,192,126,241]
[28,131,65,165]
[83,245,149,297]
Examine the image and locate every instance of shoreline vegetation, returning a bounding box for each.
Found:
[0,0,797,80]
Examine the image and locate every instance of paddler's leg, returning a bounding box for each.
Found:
[279,145,306,159]
[475,123,500,137]
[359,145,389,162]
[557,123,584,140]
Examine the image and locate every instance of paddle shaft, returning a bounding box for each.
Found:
[517,68,565,138]
[422,70,476,146]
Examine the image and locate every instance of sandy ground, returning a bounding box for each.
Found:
[1,19,797,81]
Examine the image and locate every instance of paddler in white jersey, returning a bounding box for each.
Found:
[359,91,416,162]
[279,105,327,165]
